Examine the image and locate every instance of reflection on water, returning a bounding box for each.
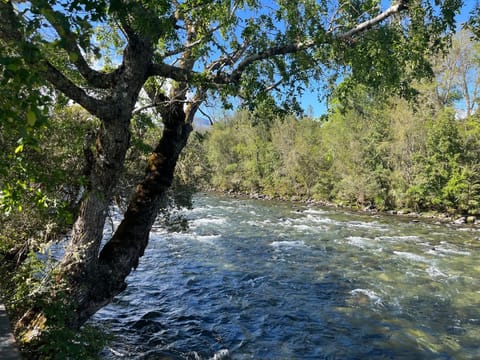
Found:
[94,193,480,359]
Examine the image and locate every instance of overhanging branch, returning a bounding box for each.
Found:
[226,0,409,84]
[0,1,103,116]
[146,0,409,89]
[29,0,118,89]
[340,0,408,38]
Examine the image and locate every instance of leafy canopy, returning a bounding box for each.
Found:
[1,0,462,111]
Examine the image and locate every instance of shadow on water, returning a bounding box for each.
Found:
[93,193,480,360]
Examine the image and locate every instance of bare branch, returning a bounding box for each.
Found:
[132,103,159,116]
[163,37,206,58]
[327,5,345,33]
[198,106,214,125]
[264,79,284,93]
[340,0,408,38]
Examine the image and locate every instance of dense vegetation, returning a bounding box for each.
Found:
[185,96,480,216]
[180,32,480,217]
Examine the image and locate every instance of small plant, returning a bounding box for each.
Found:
[0,247,110,359]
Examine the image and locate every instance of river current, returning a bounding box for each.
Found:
[95,193,480,359]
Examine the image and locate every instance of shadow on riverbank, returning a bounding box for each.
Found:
[0,304,21,359]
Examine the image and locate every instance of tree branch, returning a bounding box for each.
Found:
[229,41,315,83]
[132,103,159,116]
[40,63,106,117]
[227,0,409,83]
[0,1,103,116]
[163,23,223,58]
[147,62,201,82]
[29,0,118,89]
[264,79,284,93]
[198,107,214,125]
[340,0,408,38]
[147,0,409,89]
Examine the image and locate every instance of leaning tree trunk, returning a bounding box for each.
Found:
[15,102,193,346]
[62,118,132,269]
[64,101,193,327]
[13,33,168,341]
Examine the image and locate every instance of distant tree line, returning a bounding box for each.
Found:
[175,30,480,216]
[180,98,480,215]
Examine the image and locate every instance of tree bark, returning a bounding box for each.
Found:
[12,32,161,335]
[61,101,193,327]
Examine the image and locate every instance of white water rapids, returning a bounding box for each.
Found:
[93,193,480,359]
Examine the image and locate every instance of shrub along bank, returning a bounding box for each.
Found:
[179,96,480,221]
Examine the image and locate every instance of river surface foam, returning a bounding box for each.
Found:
[94,193,480,359]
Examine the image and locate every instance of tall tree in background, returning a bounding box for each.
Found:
[0,0,461,346]
[434,29,480,117]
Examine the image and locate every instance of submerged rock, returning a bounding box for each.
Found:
[466,216,476,224]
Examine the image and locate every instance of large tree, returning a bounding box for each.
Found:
[0,0,461,349]
[433,29,480,117]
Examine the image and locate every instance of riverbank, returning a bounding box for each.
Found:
[0,303,21,359]
[203,189,478,226]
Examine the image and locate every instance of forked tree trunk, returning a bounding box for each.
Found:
[62,102,193,327]
[14,103,193,349]
[10,28,199,346]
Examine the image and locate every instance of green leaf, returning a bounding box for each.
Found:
[69,52,78,62]
[15,144,24,153]
[27,110,37,127]
[6,63,19,71]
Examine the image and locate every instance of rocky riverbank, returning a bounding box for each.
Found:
[204,189,478,226]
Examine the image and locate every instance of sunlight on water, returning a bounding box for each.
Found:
[94,193,480,359]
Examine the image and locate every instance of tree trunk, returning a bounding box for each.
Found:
[64,102,193,327]
[63,120,132,266]
[13,34,162,339]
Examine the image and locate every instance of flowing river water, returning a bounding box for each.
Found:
[94,193,480,359]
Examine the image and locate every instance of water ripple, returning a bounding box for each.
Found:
[94,193,480,359]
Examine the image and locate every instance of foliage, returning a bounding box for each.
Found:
[0,247,109,359]
[0,104,106,357]
[0,42,52,214]
[176,131,212,191]
[189,80,480,215]
[0,106,93,279]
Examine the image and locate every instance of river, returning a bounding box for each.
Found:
[94,193,480,359]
